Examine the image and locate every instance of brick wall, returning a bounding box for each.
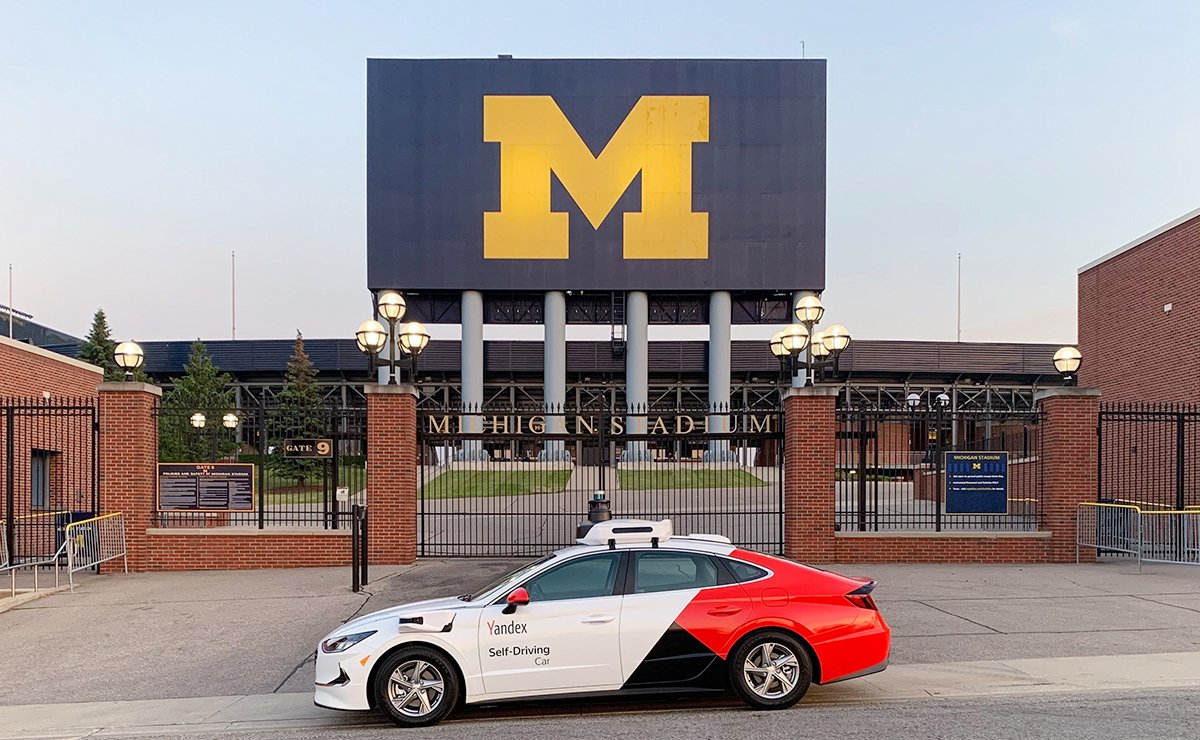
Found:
[97,383,160,571]
[1078,210,1200,402]
[2,338,102,553]
[366,385,418,564]
[138,530,352,570]
[784,387,1099,564]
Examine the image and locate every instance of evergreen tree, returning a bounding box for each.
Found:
[271,332,326,485]
[159,340,236,462]
[77,308,120,380]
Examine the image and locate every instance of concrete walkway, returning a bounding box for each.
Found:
[2,650,1199,738]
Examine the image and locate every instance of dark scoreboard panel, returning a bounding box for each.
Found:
[367,58,826,293]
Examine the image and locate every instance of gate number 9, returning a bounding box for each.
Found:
[316,441,331,456]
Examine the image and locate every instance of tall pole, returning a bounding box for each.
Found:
[956,252,962,342]
[231,251,237,340]
[7,264,12,338]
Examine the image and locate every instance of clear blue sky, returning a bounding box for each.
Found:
[3,1,1198,345]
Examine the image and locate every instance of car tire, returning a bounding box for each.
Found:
[728,630,812,710]
[373,647,461,727]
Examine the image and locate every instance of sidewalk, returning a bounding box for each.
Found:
[0,559,1197,711]
[2,650,1200,738]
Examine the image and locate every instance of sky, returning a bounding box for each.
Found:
[2,0,1199,346]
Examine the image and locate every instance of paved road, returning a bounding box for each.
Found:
[86,689,1200,740]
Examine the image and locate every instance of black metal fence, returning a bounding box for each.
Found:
[835,406,1043,531]
[1099,403,1200,510]
[154,401,367,529]
[1,397,99,566]
[417,403,784,557]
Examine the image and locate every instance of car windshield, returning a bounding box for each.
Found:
[464,554,556,602]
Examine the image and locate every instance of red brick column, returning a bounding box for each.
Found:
[782,387,838,562]
[98,381,161,572]
[366,384,418,564]
[1037,387,1102,563]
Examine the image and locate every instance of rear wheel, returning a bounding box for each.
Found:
[373,647,460,727]
[728,631,812,710]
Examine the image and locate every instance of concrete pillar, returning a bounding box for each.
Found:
[707,290,733,461]
[460,290,486,460]
[624,291,650,462]
[366,384,419,564]
[542,291,567,461]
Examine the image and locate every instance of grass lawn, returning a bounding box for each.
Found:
[422,470,573,499]
[618,468,767,491]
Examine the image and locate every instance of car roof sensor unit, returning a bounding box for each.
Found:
[577,518,673,547]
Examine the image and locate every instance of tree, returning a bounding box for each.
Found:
[159,340,236,462]
[271,332,326,486]
[77,308,120,381]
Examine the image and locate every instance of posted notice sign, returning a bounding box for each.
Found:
[283,439,333,459]
[944,452,1009,514]
[158,463,255,512]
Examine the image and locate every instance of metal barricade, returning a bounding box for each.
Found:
[65,513,127,589]
[1076,502,1141,562]
[1077,503,1200,571]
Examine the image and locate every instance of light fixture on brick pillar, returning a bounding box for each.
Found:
[375,290,407,385]
[355,319,388,384]
[222,412,239,429]
[114,340,144,381]
[1053,346,1082,386]
[190,412,206,428]
[771,299,853,386]
[397,321,430,383]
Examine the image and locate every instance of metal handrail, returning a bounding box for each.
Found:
[1077,502,1200,572]
[65,513,127,589]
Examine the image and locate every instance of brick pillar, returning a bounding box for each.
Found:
[366,384,418,564]
[782,386,838,562]
[98,381,162,572]
[1036,387,1101,563]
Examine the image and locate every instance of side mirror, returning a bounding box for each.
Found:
[502,586,530,615]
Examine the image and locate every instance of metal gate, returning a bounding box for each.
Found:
[155,400,367,529]
[835,405,1043,531]
[417,404,784,557]
[1099,403,1200,510]
[1,397,99,568]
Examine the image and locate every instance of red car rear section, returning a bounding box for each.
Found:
[666,549,890,685]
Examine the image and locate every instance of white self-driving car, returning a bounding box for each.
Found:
[314,519,890,727]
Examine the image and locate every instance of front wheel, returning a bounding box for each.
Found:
[728,631,812,710]
[374,647,460,727]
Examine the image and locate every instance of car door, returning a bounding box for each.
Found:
[478,552,625,696]
[619,550,752,687]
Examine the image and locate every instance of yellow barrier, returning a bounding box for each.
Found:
[64,513,126,588]
[1077,502,1200,570]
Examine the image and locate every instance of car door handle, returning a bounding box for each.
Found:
[581,614,616,624]
[706,606,742,617]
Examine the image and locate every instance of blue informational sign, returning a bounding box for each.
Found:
[944,452,1009,514]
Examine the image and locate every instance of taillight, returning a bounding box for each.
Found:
[845,581,878,611]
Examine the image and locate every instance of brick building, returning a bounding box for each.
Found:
[1078,207,1200,402]
[1,336,103,563]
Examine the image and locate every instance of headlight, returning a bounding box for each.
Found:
[320,630,377,653]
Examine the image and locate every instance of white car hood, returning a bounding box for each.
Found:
[333,595,476,635]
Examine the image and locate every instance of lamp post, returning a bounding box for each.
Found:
[397,321,431,383]
[114,341,144,381]
[769,296,852,387]
[375,290,407,385]
[355,320,388,382]
[1053,346,1082,386]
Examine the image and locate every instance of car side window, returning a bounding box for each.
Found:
[524,553,621,602]
[634,551,719,594]
[722,558,769,583]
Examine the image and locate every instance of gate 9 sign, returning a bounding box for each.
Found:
[283,439,334,459]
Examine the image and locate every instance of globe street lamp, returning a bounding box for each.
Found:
[397,321,430,382]
[770,297,853,386]
[769,331,788,381]
[1053,346,1082,386]
[114,340,144,381]
[355,320,388,355]
[375,290,407,385]
[190,412,206,429]
[222,412,240,429]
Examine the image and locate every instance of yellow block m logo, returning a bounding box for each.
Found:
[483,95,709,260]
